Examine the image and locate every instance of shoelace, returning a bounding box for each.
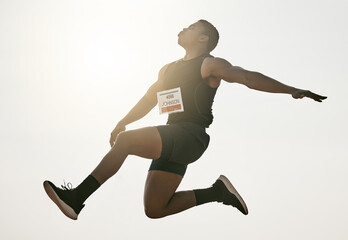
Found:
[61,181,74,191]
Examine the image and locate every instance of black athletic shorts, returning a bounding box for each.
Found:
[149,122,210,177]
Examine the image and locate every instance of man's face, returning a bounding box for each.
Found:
[178,22,207,48]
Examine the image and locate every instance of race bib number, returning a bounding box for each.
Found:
[157,87,184,114]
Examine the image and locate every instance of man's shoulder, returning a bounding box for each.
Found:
[159,63,171,74]
[202,56,232,72]
[203,56,229,64]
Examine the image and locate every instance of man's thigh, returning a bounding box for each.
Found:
[116,126,162,160]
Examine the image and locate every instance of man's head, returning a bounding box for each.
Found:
[178,20,219,53]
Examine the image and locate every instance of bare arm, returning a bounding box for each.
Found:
[206,58,327,102]
[116,82,161,127]
[109,65,167,146]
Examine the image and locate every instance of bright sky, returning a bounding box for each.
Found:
[1,0,347,239]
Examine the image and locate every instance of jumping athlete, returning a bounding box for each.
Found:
[43,20,327,220]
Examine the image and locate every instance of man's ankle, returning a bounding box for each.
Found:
[75,175,101,205]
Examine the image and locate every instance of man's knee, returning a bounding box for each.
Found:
[143,195,168,219]
[112,131,132,151]
[144,204,166,219]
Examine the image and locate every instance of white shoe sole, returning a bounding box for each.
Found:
[218,175,248,215]
[43,181,78,220]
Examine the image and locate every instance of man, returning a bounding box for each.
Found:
[43,20,327,220]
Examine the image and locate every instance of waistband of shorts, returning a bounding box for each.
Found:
[167,122,206,131]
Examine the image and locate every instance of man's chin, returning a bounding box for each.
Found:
[177,39,183,47]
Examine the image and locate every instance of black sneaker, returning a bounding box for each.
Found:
[43,180,84,220]
[213,175,248,215]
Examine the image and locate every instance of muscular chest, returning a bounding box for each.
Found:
[163,61,202,89]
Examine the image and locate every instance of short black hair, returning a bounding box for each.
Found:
[198,19,219,52]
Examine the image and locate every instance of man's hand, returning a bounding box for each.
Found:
[109,125,126,147]
[292,90,327,102]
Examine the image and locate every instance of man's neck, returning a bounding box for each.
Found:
[183,49,208,61]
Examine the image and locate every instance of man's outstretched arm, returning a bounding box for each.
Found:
[207,58,327,102]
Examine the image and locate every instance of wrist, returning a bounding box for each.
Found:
[289,87,300,95]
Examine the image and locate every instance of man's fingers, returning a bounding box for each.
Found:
[307,91,327,102]
[109,133,116,147]
[293,90,327,102]
[109,126,126,147]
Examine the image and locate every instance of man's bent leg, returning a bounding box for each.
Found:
[143,171,249,219]
[91,126,162,184]
[44,126,162,219]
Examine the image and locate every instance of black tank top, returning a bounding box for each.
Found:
[163,54,218,128]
